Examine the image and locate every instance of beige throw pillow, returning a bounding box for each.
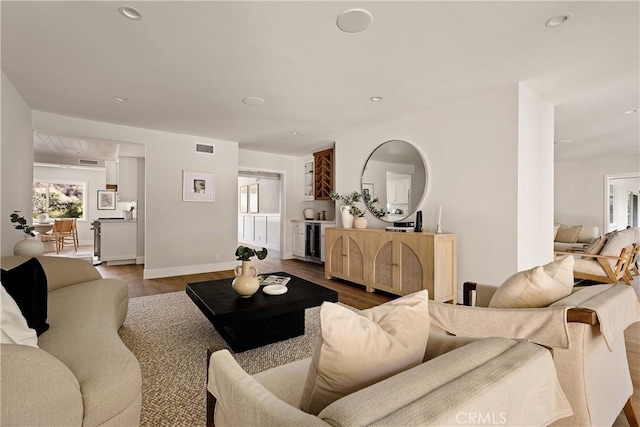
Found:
[583,235,607,258]
[555,225,583,243]
[489,256,575,308]
[299,291,430,415]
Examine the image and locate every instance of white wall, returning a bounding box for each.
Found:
[516,83,555,269]
[33,164,107,245]
[335,84,531,296]
[1,71,34,255]
[32,111,239,279]
[555,155,640,231]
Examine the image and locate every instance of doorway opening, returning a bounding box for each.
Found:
[237,170,284,256]
[604,173,640,233]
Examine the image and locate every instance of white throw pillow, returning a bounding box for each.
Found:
[299,291,430,415]
[1,285,38,347]
[489,256,575,308]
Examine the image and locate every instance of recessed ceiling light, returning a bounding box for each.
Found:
[337,9,373,33]
[119,6,143,21]
[291,131,300,135]
[243,96,265,106]
[113,96,129,102]
[554,139,573,144]
[370,96,383,102]
[545,14,571,28]
[624,108,639,114]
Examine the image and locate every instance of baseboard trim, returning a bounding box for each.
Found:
[143,261,238,280]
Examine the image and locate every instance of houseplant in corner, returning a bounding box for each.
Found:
[232,245,268,297]
[10,211,45,256]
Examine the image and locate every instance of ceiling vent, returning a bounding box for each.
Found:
[79,159,100,166]
[195,142,215,155]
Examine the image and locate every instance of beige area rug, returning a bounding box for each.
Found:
[118,291,322,427]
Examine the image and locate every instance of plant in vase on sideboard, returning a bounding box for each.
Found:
[232,246,268,298]
[330,191,385,229]
[10,211,45,256]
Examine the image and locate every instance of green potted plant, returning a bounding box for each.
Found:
[10,211,44,255]
[232,246,268,298]
[330,191,385,229]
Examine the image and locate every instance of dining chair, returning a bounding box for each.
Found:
[41,219,76,254]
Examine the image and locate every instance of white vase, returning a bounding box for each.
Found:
[13,235,45,256]
[353,217,368,229]
[340,205,354,228]
[232,261,260,298]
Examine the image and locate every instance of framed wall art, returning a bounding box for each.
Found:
[183,170,215,202]
[239,185,249,213]
[248,183,259,213]
[362,183,374,197]
[97,190,117,210]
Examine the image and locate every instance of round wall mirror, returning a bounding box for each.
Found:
[361,140,428,223]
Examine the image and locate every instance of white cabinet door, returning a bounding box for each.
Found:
[303,159,314,201]
[118,157,138,201]
[292,222,305,257]
[105,161,118,186]
[244,216,255,242]
[101,221,137,262]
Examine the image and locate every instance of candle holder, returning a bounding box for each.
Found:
[436,223,443,234]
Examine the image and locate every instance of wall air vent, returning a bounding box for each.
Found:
[79,159,100,166]
[195,142,215,155]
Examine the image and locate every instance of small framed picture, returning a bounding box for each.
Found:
[362,183,374,197]
[239,185,249,213]
[97,190,117,210]
[183,171,215,202]
[248,183,259,213]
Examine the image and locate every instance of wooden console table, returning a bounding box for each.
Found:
[325,228,457,303]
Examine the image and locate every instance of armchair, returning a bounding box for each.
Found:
[432,283,640,426]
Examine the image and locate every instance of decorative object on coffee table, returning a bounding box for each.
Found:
[10,211,44,256]
[232,246,268,298]
[186,272,338,351]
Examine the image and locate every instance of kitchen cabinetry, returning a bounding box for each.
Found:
[292,222,306,257]
[325,228,457,302]
[105,161,118,188]
[100,220,137,264]
[303,159,314,201]
[313,148,334,200]
[117,157,138,201]
[387,178,410,203]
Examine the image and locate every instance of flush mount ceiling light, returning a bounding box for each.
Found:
[624,108,639,114]
[545,14,571,28]
[370,96,383,102]
[113,96,129,102]
[337,9,373,33]
[291,131,300,135]
[119,5,143,20]
[243,96,265,106]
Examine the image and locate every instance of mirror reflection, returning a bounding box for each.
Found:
[361,140,427,223]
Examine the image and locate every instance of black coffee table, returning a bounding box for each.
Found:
[186,272,338,352]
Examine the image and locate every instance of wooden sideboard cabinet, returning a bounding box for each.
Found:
[325,228,457,303]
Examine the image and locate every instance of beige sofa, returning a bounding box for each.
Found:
[207,335,573,426]
[433,283,640,426]
[1,256,141,427]
[554,224,599,252]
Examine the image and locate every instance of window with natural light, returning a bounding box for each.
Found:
[33,181,86,220]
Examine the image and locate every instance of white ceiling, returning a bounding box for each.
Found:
[2,1,638,160]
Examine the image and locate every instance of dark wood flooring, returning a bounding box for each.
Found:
[96,252,393,310]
